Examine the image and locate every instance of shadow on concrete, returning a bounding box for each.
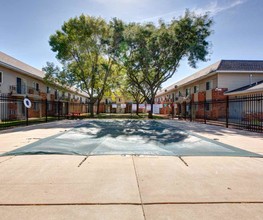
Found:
[76,120,188,145]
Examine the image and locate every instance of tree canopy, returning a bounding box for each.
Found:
[44,11,213,117]
[120,10,213,117]
[45,15,123,116]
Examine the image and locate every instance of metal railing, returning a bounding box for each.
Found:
[9,85,40,95]
[175,93,263,133]
[0,95,89,130]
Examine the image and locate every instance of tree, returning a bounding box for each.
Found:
[95,62,123,114]
[122,77,145,115]
[121,10,213,118]
[44,15,123,117]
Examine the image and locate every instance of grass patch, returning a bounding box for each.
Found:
[0,116,58,129]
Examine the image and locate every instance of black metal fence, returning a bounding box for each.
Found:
[0,96,89,130]
[177,93,263,133]
[1,94,263,133]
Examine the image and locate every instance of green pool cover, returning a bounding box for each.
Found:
[1,120,261,157]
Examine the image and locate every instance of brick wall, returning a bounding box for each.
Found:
[212,88,228,100]
[198,91,206,102]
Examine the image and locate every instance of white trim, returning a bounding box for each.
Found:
[217,70,263,73]
[224,88,263,96]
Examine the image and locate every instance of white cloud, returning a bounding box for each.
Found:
[138,10,182,22]
[194,0,246,16]
[138,0,246,23]
[91,0,150,5]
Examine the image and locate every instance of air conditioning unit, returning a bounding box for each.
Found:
[9,85,16,91]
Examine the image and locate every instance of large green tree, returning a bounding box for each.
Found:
[44,15,123,117]
[121,11,213,118]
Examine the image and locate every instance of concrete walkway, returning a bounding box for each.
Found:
[0,120,263,219]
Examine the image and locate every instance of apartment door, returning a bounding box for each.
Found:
[16,77,27,94]
[17,77,22,94]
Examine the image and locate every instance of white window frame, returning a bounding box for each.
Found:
[32,81,39,91]
[206,80,213,91]
[206,81,211,91]
[186,88,191,96]
[194,85,199,93]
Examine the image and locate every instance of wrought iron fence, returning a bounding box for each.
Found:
[1,94,262,133]
[177,93,263,133]
[0,95,89,130]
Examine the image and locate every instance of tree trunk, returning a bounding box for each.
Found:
[136,102,139,116]
[89,102,94,117]
[148,99,154,119]
[96,100,101,115]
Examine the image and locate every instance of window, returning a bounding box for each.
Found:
[16,77,27,94]
[178,91,182,97]
[32,82,39,91]
[80,97,82,103]
[205,103,210,111]
[185,88,190,96]
[46,86,50,94]
[55,90,58,99]
[34,102,39,111]
[0,71,3,83]
[194,86,199,93]
[206,81,211,90]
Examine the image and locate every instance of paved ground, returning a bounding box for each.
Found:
[0,119,263,219]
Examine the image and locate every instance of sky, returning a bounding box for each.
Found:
[0,0,263,88]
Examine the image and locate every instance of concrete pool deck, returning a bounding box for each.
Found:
[0,119,263,219]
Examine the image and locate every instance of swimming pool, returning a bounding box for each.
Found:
[1,120,261,157]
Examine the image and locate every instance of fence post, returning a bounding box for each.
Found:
[226,96,229,128]
[189,101,192,122]
[45,99,48,122]
[58,101,60,120]
[26,107,29,126]
[204,99,206,124]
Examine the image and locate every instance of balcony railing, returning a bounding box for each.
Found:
[9,85,40,96]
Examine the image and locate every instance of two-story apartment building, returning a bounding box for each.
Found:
[155,60,263,120]
[0,51,89,120]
